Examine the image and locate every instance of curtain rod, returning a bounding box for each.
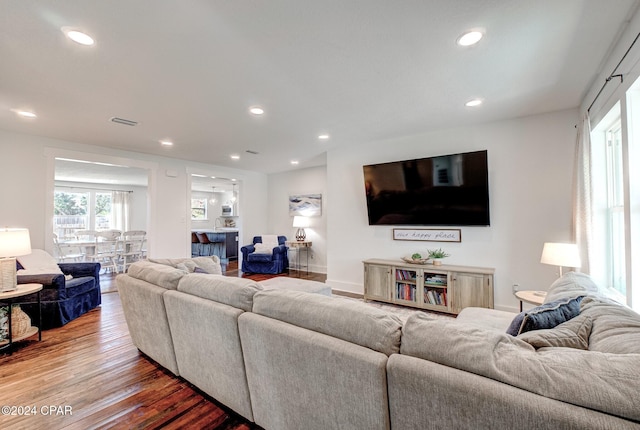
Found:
[56,185,133,193]
[588,31,640,113]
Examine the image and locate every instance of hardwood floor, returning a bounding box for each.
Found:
[0,260,327,429]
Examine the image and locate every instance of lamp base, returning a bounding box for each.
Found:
[0,257,18,292]
[295,228,306,242]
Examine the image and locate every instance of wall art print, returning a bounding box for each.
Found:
[289,194,322,217]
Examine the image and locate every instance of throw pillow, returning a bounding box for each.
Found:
[16,249,63,275]
[517,313,593,350]
[544,272,600,303]
[506,295,584,336]
[253,243,273,255]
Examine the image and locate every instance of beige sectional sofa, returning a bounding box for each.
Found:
[117,260,640,430]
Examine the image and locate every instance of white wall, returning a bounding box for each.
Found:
[0,129,269,258]
[267,166,327,273]
[326,109,578,312]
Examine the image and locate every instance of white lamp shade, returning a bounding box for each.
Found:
[0,228,32,258]
[540,242,581,268]
[292,216,310,228]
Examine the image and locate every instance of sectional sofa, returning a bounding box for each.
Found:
[116,259,640,429]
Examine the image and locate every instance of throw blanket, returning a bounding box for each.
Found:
[254,235,279,255]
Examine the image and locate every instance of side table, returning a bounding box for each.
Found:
[286,241,312,276]
[0,283,43,350]
[514,290,546,312]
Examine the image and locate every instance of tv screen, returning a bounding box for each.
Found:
[363,150,490,226]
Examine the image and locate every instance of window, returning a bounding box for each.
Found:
[54,191,89,239]
[95,192,113,230]
[604,120,626,295]
[191,198,207,220]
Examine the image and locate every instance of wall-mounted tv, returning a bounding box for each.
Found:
[363,150,490,226]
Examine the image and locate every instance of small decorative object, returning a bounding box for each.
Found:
[11,305,31,337]
[427,248,450,266]
[401,253,430,264]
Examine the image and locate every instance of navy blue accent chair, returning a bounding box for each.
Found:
[241,236,288,274]
[16,262,102,329]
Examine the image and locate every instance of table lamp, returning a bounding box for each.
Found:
[292,216,310,241]
[0,228,32,292]
[540,242,581,277]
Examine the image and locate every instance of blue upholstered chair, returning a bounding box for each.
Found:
[16,261,102,329]
[241,236,289,274]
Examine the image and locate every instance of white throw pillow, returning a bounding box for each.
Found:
[253,243,273,255]
[17,249,63,275]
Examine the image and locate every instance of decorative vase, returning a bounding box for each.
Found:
[433,259,442,266]
[11,305,31,337]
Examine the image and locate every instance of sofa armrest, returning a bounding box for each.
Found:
[17,273,65,289]
[241,244,256,257]
[59,262,101,279]
[272,244,287,257]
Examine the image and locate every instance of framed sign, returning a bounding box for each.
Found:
[393,228,461,242]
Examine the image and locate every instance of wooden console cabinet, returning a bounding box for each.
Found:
[363,258,494,314]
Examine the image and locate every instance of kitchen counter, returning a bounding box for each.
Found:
[191,229,239,261]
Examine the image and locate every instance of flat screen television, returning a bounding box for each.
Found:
[363,150,490,226]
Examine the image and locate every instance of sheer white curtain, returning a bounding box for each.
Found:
[111,191,131,232]
[573,112,593,274]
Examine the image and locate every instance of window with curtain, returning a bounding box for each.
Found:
[604,120,626,295]
[589,103,628,302]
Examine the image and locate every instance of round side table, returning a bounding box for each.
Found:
[0,283,43,350]
[514,290,546,312]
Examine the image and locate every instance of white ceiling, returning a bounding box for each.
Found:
[2,0,639,175]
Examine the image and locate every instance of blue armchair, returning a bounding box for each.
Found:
[16,262,102,329]
[241,236,289,274]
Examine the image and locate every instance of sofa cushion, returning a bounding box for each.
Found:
[127,260,187,290]
[543,272,601,303]
[400,313,640,422]
[580,297,640,354]
[149,256,222,275]
[177,274,262,312]
[247,253,273,263]
[251,289,402,356]
[506,296,583,336]
[65,276,96,298]
[517,313,593,350]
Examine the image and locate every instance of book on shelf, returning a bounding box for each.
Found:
[396,269,417,281]
[396,282,416,301]
[424,288,447,306]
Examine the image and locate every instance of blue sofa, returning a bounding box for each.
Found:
[16,262,102,329]
[241,236,288,274]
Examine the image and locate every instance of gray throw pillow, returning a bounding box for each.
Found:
[507,295,584,336]
[517,313,593,350]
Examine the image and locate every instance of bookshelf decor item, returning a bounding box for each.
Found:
[393,228,461,243]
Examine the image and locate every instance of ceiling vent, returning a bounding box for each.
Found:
[245,150,259,155]
[110,117,138,126]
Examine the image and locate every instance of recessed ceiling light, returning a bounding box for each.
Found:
[318,134,330,140]
[249,106,264,115]
[465,98,483,107]
[457,31,483,47]
[230,155,240,160]
[291,160,299,165]
[10,109,37,118]
[62,27,95,46]
[160,140,173,146]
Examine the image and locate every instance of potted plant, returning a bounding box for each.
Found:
[427,248,450,266]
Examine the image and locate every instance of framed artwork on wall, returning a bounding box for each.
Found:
[289,194,322,216]
[393,228,461,242]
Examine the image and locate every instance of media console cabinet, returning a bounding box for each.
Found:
[363,258,494,314]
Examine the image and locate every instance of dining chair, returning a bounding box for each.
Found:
[119,230,146,272]
[53,233,84,262]
[87,231,121,273]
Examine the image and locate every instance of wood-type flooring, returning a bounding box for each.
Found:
[0,261,326,429]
